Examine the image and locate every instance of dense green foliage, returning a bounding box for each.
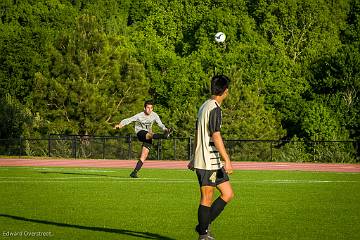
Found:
[0,0,359,143]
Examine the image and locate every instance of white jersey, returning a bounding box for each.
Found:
[194,99,223,170]
[120,111,166,133]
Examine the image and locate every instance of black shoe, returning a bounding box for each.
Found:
[196,225,214,240]
[164,128,173,139]
[195,224,211,234]
[198,234,208,240]
[130,171,138,178]
[198,234,215,240]
[207,234,215,240]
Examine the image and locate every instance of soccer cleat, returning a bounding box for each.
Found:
[198,234,215,240]
[207,234,215,240]
[195,224,211,234]
[196,225,215,240]
[130,171,138,178]
[198,234,208,240]
[164,128,173,139]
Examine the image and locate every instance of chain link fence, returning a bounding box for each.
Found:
[0,135,359,163]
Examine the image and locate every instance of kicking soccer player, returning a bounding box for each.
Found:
[188,75,234,240]
[114,100,172,178]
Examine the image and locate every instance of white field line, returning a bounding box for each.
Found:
[33,167,116,173]
[0,176,357,184]
[0,167,118,172]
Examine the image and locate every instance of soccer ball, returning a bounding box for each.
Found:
[215,32,226,43]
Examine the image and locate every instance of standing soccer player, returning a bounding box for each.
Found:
[114,100,172,178]
[188,75,234,240]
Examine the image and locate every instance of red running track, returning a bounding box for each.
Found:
[0,158,359,172]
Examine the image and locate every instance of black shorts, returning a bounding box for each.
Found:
[196,167,229,187]
[136,130,152,150]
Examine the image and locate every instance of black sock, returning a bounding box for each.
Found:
[134,160,143,172]
[210,197,227,223]
[198,205,211,235]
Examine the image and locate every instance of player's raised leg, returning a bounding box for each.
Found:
[146,128,173,140]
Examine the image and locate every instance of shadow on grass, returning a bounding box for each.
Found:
[38,171,136,179]
[0,214,175,240]
[38,171,110,177]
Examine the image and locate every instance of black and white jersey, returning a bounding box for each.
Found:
[194,99,223,170]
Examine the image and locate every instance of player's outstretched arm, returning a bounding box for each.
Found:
[212,131,233,174]
[154,113,167,131]
[114,114,139,130]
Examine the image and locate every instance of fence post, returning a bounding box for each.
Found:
[188,137,192,161]
[127,135,132,159]
[173,138,177,160]
[157,140,162,160]
[270,141,273,161]
[72,136,77,159]
[19,136,23,157]
[102,138,105,159]
[48,135,51,157]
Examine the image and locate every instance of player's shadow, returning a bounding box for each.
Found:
[38,171,134,179]
[0,214,175,240]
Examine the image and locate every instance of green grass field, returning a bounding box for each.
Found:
[0,167,359,240]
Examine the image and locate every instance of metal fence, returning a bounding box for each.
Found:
[0,135,359,163]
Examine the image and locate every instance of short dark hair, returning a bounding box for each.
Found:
[144,100,154,108]
[211,75,230,96]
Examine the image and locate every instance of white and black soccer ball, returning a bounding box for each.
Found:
[215,32,226,43]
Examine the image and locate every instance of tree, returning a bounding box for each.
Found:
[0,0,359,148]
[0,94,31,139]
[0,0,78,101]
[222,67,286,140]
[28,15,148,135]
[300,101,349,141]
